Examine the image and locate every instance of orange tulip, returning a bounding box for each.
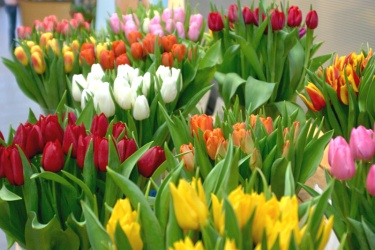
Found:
[31,51,46,74]
[115,54,131,67]
[99,49,115,70]
[180,143,194,172]
[171,44,186,62]
[300,83,326,112]
[161,52,173,68]
[14,46,28,66]
[249,148,262,170]
[204,128,226,160]
[250,115,274,135]
[63,51,74,73]
[112,40,126,58]
[79,48,95,66]
[190,114,213,136]
[80,42,95,52]
[128,31,143,44]
[130,42,144,60]
[282,140,290,158]
[162,34,177,52]
[232,123,246,147]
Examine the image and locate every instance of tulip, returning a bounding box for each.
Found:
[130,42,143,60]
[48,38,60,56]
[366,165,375,196]
[173,7,185,23]
[162,8,172,22]
[94,136,108,172]
[175,22,185,38]
[71,39,80,52]
[306,10,318,29]
[80,48,95,66]
[242,6,254,24]
[250,148,262,170]
[17,26,32,39]
[171,44,186,62]
[117,138,137,163]
[62,124,87,157]
[161,52,174,68]
[14,46,28,66]
[93,82,116,117]
[204,128,226,160]
[72,74,88,102]
[31,51,46,74]
[228,4,238,23]
[42,140,65,172]
[38,114,64,144]
[187,22,200,42]
[250,115,273,135]
[211,194,224,235]
[112,122,127,140]
[160,76,178,103]
[253,8,266,26]
[224,239,237,250]
[299,27,306,38]
[124,22,138,40]
[0,147,5,178]
[180,143,194,172]
[99,49,115,70]
[169,178,209,230]
[106,198,143,250]
[287,6,302,27]
[77,135,93,169]
[113,78,136,110]
[39,32,53,48]
[13,123,44,158]
[300,83,326,112]
[138,146,165,177]
[142,17,150,33]
[232,122,246,147]
[2,146,24,186]
[63,51,74,73]
[133,95,150,120]
[90,113,109,137]
[128,31,143,44]
[111,40,126,58]
[30,45,43,56]
[328,137,356,180]
[162,35,177,52]
[270,9,285,31]
[115,54,131,67]
[109,13,121,34]
[208,12,224,32]
[190,114,213,136]
[170,237,204,250]
[349,126,375,161]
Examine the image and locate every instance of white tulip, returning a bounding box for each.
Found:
[81,89,93,110]
[160,77,178,103]
[142,17,150,33]
[115,85,137,110]
[72,74,88,102]
[93,82,115,117]
[87,79,103,94]
[171,68,182,90]
[117,64,140,82]
[142,72,151,96]
[156,65,171,80]
[133,95,150,120]
[114,76,130,92]
[131,76,143,91]
[87,64,105,81]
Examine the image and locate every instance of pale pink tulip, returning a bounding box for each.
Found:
[366,165,375,196]
[328,137,356,180]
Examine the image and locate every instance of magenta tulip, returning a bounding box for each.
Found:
[117,138,137,163]
[109,14,121,34]
[328,137,356,180]
[306,10,318,29]
[90,113,109,137]
[242,6,254,25]
[366,165,375,196]
[270,9,285,31]
[253,8,266,26]
[208,12,224,32]
[287,6,302,27]
[3,146,24,186]
[63,124,87,157]
[138,146,166,178]
[228,4,238,23]
[299,27,306,38]
[349,126,375,161]
[42,140,65,172]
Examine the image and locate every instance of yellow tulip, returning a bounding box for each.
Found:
[31,51,46,74]
[63,51,74,73]
[317,216,334,250]
[71,40,80,53]
[106,198,143,250]
[39,32,53,48]
[96,42,108,61]
[169,237,204,250]
[169,178,209,230]
[224,238,237,250]
[211,194,224,235]
[48,38,60,56]
[25,40,35,48]
[62,45,72,55]
[14,46,28,66]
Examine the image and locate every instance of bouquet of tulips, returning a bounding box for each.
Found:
[0,104,171,249]
[209,1,330,116]
[300,47,374,140]
[2,13,93,113]
[303,125,375,249]
[81,141,336,249]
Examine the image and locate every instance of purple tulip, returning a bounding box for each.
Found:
[328,137,356,180]
[109,14,121,34]
[175,22,185,38]
[349,126,375,161]
[366,165,375,196]
[299,27,306,38]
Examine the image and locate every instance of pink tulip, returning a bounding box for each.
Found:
[70,19,79,29]
[44,15,58,24]
[173,8,185,23]
[366,165,375,196]
[349,126,375,161]
[188,22,200,41]
[17,26,32,39]
[124,21,138,40]
[109,14,121,34]
[328,137,356,180]
[165,19,175,33]
[83,21,90,32]
[150,16,161,25]
[44,21,54,32]
[74,12,85,24]
[33,20,45,31]
[189,14,203,28]
[149,24,164,37]
[123,14,139,26]
[162,8,172,22]
[175,22,185,38]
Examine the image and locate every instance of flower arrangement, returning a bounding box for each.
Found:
[208,1,329,116]
[300,47,374,140]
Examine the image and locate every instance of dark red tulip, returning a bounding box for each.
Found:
[253,8,266,26]
[3,146,24,186]
[13,123,44,158]
[306,10,318,29]
[62,124,87,157]
[117,138,137,163]
[67,111,77,125]
[0,147,5,178]
[38,114,64,144]
[77,134,93,169]
[112,122,127,140]
[270,9,285,31]
[228,4,238,23]
[287,6,302,27]
[91,114,109,137]
[94,136,108,172]
[138,146,166,178]
[208,12,224,32]
[242,6,254,24]
[42,140,65,172]
[0,131,4,141]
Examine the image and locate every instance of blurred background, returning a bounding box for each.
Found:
[0,0,374,248]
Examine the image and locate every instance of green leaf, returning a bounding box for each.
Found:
[198,40,222,70]
[166,199,183,248]
[362,218,375,250]
[66,214,90,250]
[215,72,246,105]
[0,185,22,201]
[114,223,132,250]
[347,218,370,250]
[274,101,306,124]
[245,76,276,113]
[224,198,242,249]
[270,158,289,198]
[61,170,95,208]
[284,164,295,197]
[30,172,77,197]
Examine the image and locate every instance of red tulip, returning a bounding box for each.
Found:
[99,49,115,70]
[80,42,95,52]
[13,123,44,158]
[67,111,77,125]
[130,42,143,60]
[94,136,108,172]
[253,8,266,26]
[38,114,64,144]
[3,146,24,186]
[112,122,127,140]
[112,40,126,58]
[306,10,318,29]
[91,114,109,137]
[62,124,87,157]
[171,44,186,62]
[208,12,224,32]
[77,134,93,169]
[242,7,254,25]
[115,54,131,66]
[138,146,166,178]
[228,4,238,23]
[162,35,177,52]
[270,9,285,31]
[117,138,137,163]
[0,147,5,178]
[161,52,174,68]
[42,140,65,172]
[287,6,302,27]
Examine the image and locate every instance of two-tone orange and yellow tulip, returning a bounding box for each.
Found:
[300,82,326,112]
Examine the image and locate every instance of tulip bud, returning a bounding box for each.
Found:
[208,12,224,32]
[232,122,246,146]
[366,165,375,196]
[31,51,46,74]
[38,114,64,144]
[91,113,109,137]
[116,54,131,67]
[14,46,29,66]
[142,17,150,33]
[282,140,290,158]
[161,52,174,68]
[190,114,213,136]
[253,8,266,26]
[48,38,60,56]
[242,7,254,24]
[80,48,95,66]
[42,140,65,172]
[94,136,109,172]
[99,49,115,70]
[93,82,116,117]
[349,126,375,161]
[112,40,126,58]
[306,10,318,29]
[109,13,121,34]
[63,51,74,73]
[188,22,201,42]
[204,128,226,160]
[3,147,24,186]
[133,95,150,120]
[162,35,177,52]
[175,22,185,39]
[39,32,53,48]
[13,123,44,158]
[180,143,195,172]
[287,6,302,27]
[328,137,356,180]
[160,76,178,103]
[117,138,137,163]
[71,40,80,52]
[0,147,5,178]
[228,4,238,23]
[270,9,285,31]
[300,82,326,112]
[128,31,143,44]
[17,26,32,39]
[112,122,127,140]
[250,148,262,170]
[130,42,143,60]
[72,74,88,102]
[62,45,72,55]
[113,78,136,110]
[77,135,93,169]
[138,146,166,177]
[171,44,186,62]
[62,124,87,157]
